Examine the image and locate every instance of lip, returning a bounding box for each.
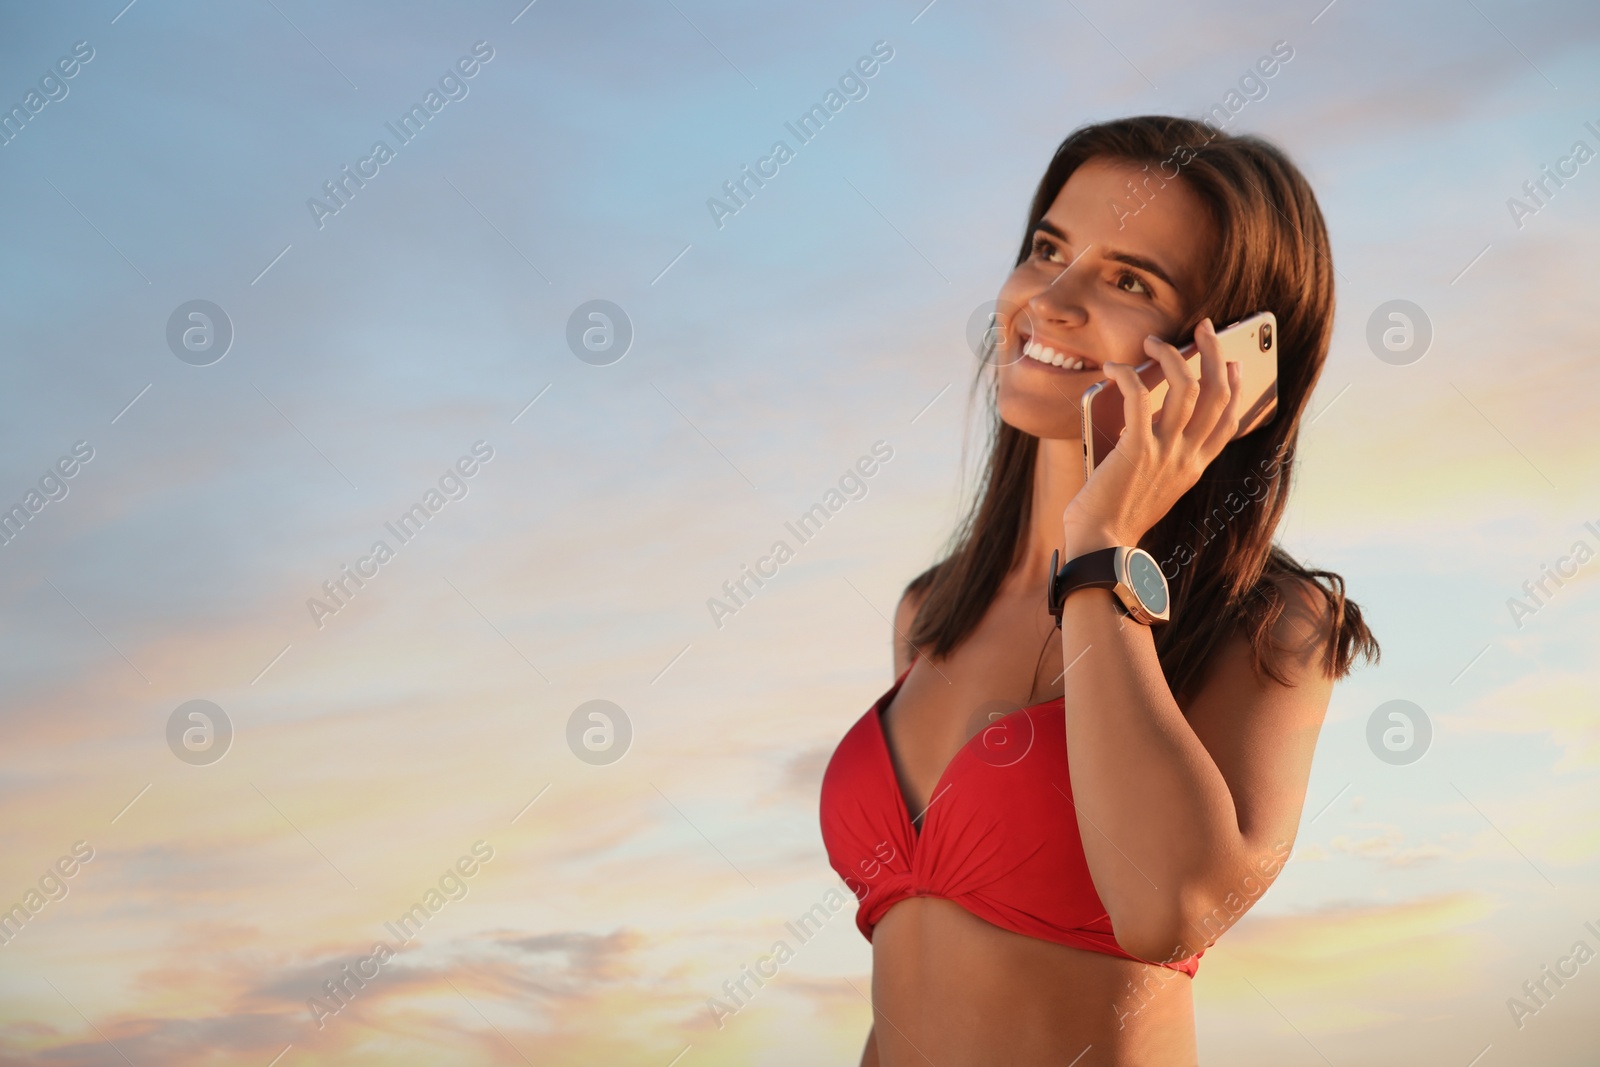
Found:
[1016,330,1102,374]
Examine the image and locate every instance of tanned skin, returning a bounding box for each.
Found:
[861,158,1336,1067]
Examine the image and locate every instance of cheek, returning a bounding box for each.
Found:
[993,272,1039,335]
[994,268,1032,307]
[1098,300,1177,360]
[1101,317,1150,361]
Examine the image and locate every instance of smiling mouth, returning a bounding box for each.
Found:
[1019,333,1100,372]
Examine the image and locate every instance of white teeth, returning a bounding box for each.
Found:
[1023,338,1088,370]
[1024,339,1061,363]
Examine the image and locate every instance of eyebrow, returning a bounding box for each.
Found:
[1031,219,1180,294]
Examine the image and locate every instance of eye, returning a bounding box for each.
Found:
[1115,270,1153,297]
[1031,234,1063,263]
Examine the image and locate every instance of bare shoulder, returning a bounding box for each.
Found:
[891,581,929,678]
[1266,572,1339,677]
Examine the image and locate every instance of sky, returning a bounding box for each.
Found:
[1,0,1599,1063]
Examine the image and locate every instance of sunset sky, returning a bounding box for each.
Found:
[2,0,1598,1064]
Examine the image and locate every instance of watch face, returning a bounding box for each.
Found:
[1126,550,1169,614]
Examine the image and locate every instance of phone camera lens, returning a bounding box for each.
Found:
[1259,323,1273,351]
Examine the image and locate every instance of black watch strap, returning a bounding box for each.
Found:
[1047,546,1130,626]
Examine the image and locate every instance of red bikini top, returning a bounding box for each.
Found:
[819,654,1203,977]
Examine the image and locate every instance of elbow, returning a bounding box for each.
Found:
[1104,844,1278,962]
[1111,913,1196,965]
[1107,836,1293,960]
[1106,895,1191,963]
[1109,890,1234,963]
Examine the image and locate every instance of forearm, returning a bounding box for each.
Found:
[1057,583,1245,959]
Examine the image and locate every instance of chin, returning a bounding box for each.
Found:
[996,378,1084,441]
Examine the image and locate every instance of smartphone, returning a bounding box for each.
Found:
[1080,311,1279,483]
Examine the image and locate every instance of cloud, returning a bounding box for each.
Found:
[4,3,1600,1066]
[1446,669,1600,772]
[0,1012,285,1067]
[0,926,659,1067]
[487,928,643,993]
[1196,892,1501,1031]
[1327,825,1461,867]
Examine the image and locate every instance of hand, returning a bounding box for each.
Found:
[1061,317,1247,554]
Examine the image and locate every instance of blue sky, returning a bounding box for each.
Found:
[2,0,1599,1064]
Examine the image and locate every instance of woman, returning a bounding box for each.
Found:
[819,115,1380,1066]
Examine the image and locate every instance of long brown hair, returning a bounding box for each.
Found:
[905,115,1378,704]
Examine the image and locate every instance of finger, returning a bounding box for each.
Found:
[1103,361,1152,451]
[1184,317,1232,444]
[1200,360,1248,457]
[1144,331,1200,442]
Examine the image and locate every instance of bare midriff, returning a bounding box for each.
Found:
[869,896,1196,1066]
[863,565,1202,1066]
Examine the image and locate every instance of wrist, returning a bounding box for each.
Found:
[1061,523,1130,557]
[1048,542,1173,627]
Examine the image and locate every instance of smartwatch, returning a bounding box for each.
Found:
[1047,546,1171,627]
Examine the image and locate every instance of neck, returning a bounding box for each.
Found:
[1018,434,1088,591]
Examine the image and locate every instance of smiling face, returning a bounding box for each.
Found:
[994,156,1220,439]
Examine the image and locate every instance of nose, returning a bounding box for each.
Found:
[1023,264,1090,332]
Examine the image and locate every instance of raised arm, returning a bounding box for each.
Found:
[1055,324,1338,961]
